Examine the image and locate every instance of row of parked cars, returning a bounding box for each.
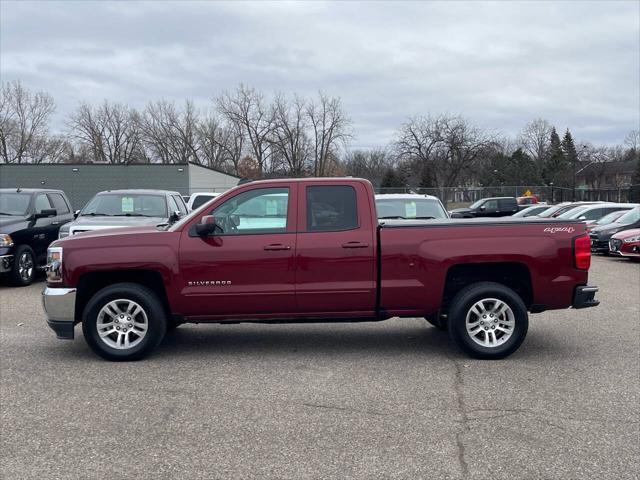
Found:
[0,188,224,286]
[1,187,637,287]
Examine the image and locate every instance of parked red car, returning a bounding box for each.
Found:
[42,178,598,361]
[517,195,538,206]
[609,228,640,260]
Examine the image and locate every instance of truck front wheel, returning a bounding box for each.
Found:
[448,282,528,359]
[82,283,167,361]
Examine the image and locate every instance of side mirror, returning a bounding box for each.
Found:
[579,216,586,221]
[74,210,80,219]
[195,215,218,236]
[169,210,181,222]
[34,208,57,219]
[450,212,464,219]
[478,206,486,211]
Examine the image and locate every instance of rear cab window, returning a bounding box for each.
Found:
[305,185,358,232]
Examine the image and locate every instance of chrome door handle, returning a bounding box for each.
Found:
[342,241,369,249]
[264,244,291,251]
[52,221,60,225]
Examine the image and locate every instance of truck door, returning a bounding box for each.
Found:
[31,193,57,262]
[178,185,298,317]
[294,182,376,315]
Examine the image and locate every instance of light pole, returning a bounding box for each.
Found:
[550,182,554,204]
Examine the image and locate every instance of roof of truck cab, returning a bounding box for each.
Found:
[98,189,181,195]
[238,177,371,185]
[0,188,65,194]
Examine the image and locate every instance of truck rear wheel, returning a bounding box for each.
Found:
[82,283,167,361]
[447,282,528,359]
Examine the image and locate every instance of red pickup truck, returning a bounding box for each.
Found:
[42,178,598,361]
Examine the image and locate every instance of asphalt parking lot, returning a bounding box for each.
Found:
[0,256,638,480]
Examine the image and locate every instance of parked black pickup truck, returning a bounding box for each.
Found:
[0,188,74,286]
[450,197,518,218]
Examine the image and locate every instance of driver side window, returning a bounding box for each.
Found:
[34,194,53,213]
[211,187,289,235]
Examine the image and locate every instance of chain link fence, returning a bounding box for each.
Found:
[374,185,639,208]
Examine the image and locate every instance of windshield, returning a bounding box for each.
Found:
[376,197,448,219]
[82,193,167,217]
[468,199,485,209]
[557,206,589,219]
[595,210,625,225]
[615,207,640,224]
[0,192,31,216]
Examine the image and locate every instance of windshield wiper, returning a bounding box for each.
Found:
[112,213,154,217]
[379,215,436,220]
[81,212,114,217]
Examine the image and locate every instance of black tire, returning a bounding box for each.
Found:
[425,316,447,331]
[9,245,36,286]
[82,283,167,361]
[447,282,528,360]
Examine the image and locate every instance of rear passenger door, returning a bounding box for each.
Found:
[294,182,376,315]
[499,199,518,216]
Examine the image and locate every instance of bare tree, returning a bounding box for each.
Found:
[270,94,311,176]
[139,100,200,164]
[68,101,143,164]
[217,85,274,176]
[395,114,493,188]
[306,92,351,176]
[518,118,553,170]
[344,148,391,186]
[195,112,244,174]
[0,81,56,163]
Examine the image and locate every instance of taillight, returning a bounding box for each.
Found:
[574,235,591,270]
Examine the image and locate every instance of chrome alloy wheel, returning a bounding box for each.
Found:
[96,299,148,350]
[465,298,515,348]
[18,252,34,282]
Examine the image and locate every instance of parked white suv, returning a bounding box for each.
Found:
[186,192,220,211]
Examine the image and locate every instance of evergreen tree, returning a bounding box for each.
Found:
[543,127,569,186]
[380,168,405,192]
[633,157,640,184]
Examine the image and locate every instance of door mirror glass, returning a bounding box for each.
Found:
[195,215,218,236]
[479,205,486,211]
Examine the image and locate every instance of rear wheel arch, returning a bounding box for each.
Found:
[441,262,533,311]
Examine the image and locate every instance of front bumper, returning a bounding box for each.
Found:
[42,287,77,339]
[572,285,599,309]
[0,254,13,273]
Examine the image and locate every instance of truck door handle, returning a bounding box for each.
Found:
[342,241,369,249]
[264,244,291,251]
[52,221,60,225]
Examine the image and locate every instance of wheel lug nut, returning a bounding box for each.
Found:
[484,327,488,331]
[128,323,132,328]
[490,314,493,317]
[127,317,131,321]
[494,319,498,323]
[116,326,120,330]
[123,328,127,332]
[120,315,124,319]
[480,321,484,325]
[491,325,495,329]
[115,319,119,323]
[483,315,486,319]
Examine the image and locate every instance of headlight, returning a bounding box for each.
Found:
[46,247,63,283]
[624,236,640,243]
[0,234,13,247]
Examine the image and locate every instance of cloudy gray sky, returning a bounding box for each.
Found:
[1,0,638,148]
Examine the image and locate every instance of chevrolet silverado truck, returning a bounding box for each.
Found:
[42,178,599,361]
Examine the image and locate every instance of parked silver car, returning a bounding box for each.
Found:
[59,189,188,238]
